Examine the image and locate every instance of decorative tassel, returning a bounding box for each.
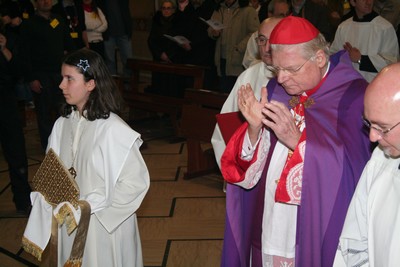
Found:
[54,203,78,235]
[64,258,82,267]
[21,236,43,261]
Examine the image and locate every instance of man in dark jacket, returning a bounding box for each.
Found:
[20,0,75,150]
[97,0,132,77]
[0,13,31,215]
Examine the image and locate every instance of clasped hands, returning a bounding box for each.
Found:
[238,83,301,150]
[343,42,361,63]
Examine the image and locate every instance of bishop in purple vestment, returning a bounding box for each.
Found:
[220,16,371,267]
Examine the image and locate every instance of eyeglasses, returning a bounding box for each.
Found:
[267,56,314,75]
[255,35,269,46]
[362,117,400,137]
[161,6,173,10]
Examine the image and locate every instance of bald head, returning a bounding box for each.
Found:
[365,63,400,118]
[260,17,283,30]
[258,17,283,65]
[364,62,400,157]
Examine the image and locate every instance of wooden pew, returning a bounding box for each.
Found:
[180,89,228,179]
[123,59,208,135]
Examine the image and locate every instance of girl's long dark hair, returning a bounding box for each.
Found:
[60,48,123,121]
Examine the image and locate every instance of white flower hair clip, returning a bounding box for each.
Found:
[77,59,90,72]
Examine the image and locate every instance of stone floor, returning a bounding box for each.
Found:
[0,108,226,267]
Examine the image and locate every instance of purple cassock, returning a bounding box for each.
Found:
[220,50,371,267]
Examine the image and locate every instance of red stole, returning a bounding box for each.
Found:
[275,76,327,205]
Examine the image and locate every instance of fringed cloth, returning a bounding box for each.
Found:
[22,195,91,267]
[22,148,91,266]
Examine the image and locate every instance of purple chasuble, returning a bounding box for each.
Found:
[221,50,371,267]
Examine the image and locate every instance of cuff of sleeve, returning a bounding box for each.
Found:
[53,202,81,235]
[221,123,260,183]
[241,129,262,160]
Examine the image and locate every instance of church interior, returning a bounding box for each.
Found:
[0,1,227,266]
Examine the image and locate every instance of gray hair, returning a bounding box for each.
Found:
[160,0,177,10]
[271,33,330,61]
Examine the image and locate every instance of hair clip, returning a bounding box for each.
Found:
[77,59,90,72]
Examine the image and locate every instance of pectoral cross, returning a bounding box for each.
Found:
[68,167,77,179]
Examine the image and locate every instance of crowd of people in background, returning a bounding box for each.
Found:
[148,0,400,95]
[0,0,132,214]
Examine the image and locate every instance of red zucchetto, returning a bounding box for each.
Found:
[269,16,319,45]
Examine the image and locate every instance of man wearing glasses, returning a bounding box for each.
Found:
[220,16,371,267]
[212,17,282,171]
[334,62,400,266]
[242,0,290,69]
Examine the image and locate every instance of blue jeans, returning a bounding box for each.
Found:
[104,35,133,77]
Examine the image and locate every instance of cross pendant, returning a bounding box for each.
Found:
[68,167,77,179]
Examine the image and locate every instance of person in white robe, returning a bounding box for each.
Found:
[242,1,290,69]
[242,31,260,69]
[22,48,150,267]
[330,0,399,83]
[211,17,282,168]
[334,62,400,266]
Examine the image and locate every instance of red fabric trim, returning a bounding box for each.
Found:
[274,74,327,204]
[221,122,260,183]
[83,4,93,12]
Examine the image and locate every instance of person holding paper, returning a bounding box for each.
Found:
[148,0,182,64]
[207,0,259,93]
[178,0,218,89]
[147,0,191,97]
[219,16,371,266]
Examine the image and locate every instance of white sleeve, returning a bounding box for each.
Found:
[336,166,370,266]
[211,76,243,168]
[368,22,399,71]
[242,31,260,69]
[329,23,345,55]
[211,124,226,169]
[95,8,108,33]
[241,129,261,160]
[94,139,150,233]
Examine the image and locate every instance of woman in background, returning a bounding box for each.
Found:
[83,0,108,58]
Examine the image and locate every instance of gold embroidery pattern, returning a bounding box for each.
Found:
[32,148,80,209]
[289,96,315,108]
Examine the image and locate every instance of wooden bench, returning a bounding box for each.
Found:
[122,59,208,135]
[180,89,228,179]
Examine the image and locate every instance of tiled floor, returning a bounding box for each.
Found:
[0,108,226,267]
